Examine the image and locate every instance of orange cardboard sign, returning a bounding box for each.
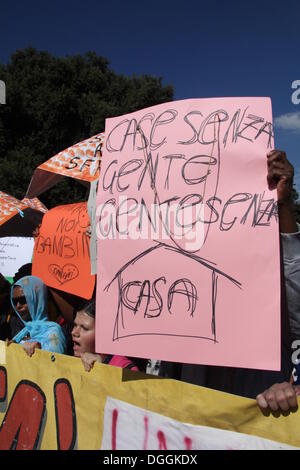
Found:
[32,202,95,299]
[38,132,104,182]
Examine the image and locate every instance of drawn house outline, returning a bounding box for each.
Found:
[105,242,242,343]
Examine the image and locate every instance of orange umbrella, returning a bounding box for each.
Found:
[26,132,104,198]
[0,191,45,237]
[21,197,48,213]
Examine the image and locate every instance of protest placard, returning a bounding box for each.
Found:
[101,397,297,450]
[96,97,279,370]
[32,202,95,298]
[0,342,299,450]
[0,237,34,277]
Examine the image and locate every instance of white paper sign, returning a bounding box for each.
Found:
[0,237,34,277]
[88,179,98,275]
[101,397,298,450]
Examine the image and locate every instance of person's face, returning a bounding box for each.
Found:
[72,310,95,357]
[12,286,31,321]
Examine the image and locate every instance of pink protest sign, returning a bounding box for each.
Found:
[96,97,280,370]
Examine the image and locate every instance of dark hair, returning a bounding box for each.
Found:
[79,299,95,318]
[13,263,32,284]
[0,276,11,295]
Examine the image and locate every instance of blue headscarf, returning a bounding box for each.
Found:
[11,276,66,354]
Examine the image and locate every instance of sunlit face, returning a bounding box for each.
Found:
[72,310,95,357]
[12,286,31,322]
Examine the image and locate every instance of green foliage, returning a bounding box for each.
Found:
[292,187,300,224]
[0,48,173,207]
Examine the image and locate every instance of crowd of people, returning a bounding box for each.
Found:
[0,272,144,372]
[0,150,300,415]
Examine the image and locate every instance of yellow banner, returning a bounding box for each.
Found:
[0,341,299,450]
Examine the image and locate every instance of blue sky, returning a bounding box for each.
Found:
[1,0,299,190]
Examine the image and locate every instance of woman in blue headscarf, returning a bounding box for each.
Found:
[11,275,66,355]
